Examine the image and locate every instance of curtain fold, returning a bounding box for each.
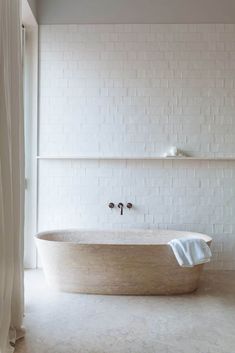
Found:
[0,0,25,352]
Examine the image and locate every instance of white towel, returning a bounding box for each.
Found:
[168,237,212,267]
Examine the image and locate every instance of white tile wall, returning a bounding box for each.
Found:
[39,24,235,269]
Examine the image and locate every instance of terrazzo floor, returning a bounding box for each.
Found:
[15,269,235,353]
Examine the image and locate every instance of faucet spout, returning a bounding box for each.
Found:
[118,203,124,215]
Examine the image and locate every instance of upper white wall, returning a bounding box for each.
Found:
[39,24,235,158]
[37,0,235,24]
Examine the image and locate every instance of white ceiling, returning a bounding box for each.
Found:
[37,0,235,24]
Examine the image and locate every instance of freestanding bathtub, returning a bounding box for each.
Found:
[35,229,212,295]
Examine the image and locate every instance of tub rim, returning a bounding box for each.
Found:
[35,228,212,246]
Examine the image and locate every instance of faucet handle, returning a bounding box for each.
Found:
[127,203,133,209]
[108,202,115,209]
[118,203,124,215]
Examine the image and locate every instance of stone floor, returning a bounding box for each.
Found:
[15,269,235,353]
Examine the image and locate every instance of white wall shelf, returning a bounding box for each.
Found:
[36,156,235,161]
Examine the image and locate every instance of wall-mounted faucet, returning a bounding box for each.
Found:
[118,202,124,215]
[108,202,133,215]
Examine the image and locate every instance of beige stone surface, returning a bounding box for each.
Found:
[36,229,211,295]
[16,269,235,353]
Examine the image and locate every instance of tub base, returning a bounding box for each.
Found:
[46,276,202,296]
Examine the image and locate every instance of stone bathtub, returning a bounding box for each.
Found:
[35,229,212,295]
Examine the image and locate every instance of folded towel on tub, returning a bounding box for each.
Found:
[168,237,212,267]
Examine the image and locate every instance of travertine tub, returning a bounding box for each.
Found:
[35,229,212,295]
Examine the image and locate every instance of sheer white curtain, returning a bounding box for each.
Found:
[0,0,25,352]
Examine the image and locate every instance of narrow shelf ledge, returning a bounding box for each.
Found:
[36,156,235,161]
